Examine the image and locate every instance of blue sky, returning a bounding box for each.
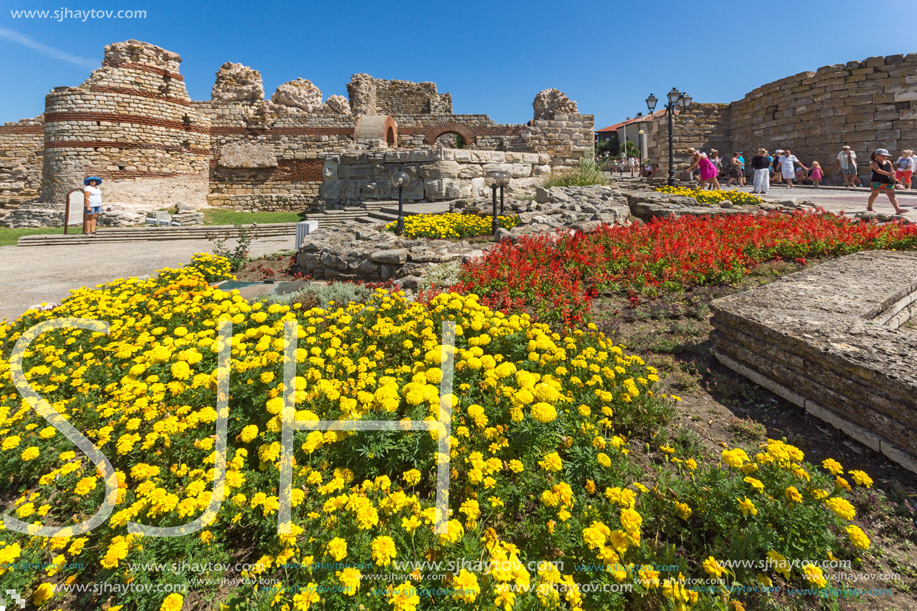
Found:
[0,0,912,129]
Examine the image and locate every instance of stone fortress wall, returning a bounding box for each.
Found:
[0,40,594,218]
[645,54,917,182]
[0,117,44,213]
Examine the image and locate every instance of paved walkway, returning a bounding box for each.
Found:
[0,237,293,323]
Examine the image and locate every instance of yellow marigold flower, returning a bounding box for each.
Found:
[20,446,40,461]
[802,563,827,588]
[160,593,184,611]
[452,569,480,603]
[508,459,524,473]
[849,470,873,488]
[674,502,692,521]
[702,556,726,578]
[825,497,856,520]
[785,486,803,503]
[721,448,750,468]
[660,445,675,455]
[685,458,697,471]
[403,469,422,486]
[744,477,764,493]
[239,425,258,443]
[326,537,347,561]
[821,458,843,475]
[766,551,791,578]
[531,402,557,424]
[387,581,420,611]
[74,476,97,496]
[619,508,642,535]
[737,496,758,516]
[31,583,54,606]
[846,524,870,550]
[338,567,361,596]
[2,435,21,451]
[596,452,611,468]
[538,452,563,472]
[371,536,397,567]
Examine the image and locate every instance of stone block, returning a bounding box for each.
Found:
[419,160,462,179]
[370,248,408,265]
[361,180,391,200]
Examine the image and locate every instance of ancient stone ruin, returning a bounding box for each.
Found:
[710,251,917,474]
[619,54,917,183]
[0,40,594,226]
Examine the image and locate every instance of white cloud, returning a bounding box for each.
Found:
[0,26,95,68]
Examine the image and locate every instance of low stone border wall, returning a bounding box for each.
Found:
[319,147,551,204]
[710,251,917,473]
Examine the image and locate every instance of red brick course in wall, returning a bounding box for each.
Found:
[210,126,353,136]
[92,170,189,179]
[44,112,209,134]
[101,61,184,81]
[211,159,324,182]
[44,140,209,155]
[0,125,43,134]
[274,159,324,181]
[88,86,192,107]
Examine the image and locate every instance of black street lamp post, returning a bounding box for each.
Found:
[391,171,410,234]
[496,172,509,215]
[645,88,692,186]
[488,172,500,234]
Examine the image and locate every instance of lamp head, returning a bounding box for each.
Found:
[645,93,657,112]
[391,171,410,187]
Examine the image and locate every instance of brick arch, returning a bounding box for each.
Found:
[423,122,477,146]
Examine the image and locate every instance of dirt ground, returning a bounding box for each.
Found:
[591,261,917,611]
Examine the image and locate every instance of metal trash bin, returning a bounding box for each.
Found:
[296,220,319,250]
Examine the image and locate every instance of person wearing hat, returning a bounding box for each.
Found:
[836,145,858,188]
[83,176,102,235]
[867,149,904,214]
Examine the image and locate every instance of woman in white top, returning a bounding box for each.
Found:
[780,149,807,188]
[83,176,102,235]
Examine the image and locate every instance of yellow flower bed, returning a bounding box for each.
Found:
[385,212,519,239]
[656,186,764,207]
[0,255,876,610]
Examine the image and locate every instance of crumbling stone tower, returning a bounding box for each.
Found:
[40,40,210,205]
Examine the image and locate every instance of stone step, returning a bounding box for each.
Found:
[367,211,399,222]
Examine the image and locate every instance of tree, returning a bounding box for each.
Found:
[620,141,640,159]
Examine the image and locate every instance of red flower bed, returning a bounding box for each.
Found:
[451,211,917,329]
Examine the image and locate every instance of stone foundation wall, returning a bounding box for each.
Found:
[320,147,551,204]
[710,251,917,474]
[0,117,44,213]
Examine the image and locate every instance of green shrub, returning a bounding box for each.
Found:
[542,152,609,188]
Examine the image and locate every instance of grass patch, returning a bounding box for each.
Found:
[202,209,303,225]
[0,226,66,247]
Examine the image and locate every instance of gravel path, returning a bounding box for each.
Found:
[0,237,294,322]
